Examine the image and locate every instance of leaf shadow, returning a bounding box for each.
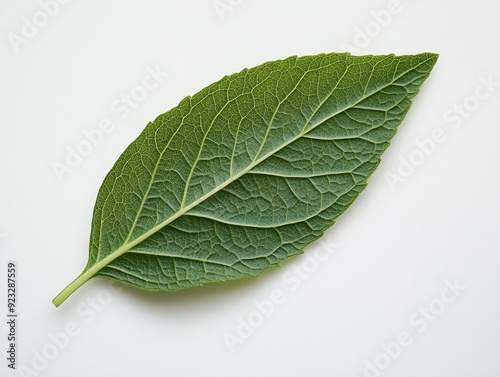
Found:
[95,267,282,311]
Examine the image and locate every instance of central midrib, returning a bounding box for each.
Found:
[86,57,430,279]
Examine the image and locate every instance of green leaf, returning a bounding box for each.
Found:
[53,52,438,307]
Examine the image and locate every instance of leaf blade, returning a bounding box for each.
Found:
[53,52,438,306]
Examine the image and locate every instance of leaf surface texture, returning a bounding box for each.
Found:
[53,52,438,306]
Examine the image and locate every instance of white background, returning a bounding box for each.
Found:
[1,1,499,376]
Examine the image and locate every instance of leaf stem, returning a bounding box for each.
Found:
[52,269,94,307]
[53,239,133,307]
